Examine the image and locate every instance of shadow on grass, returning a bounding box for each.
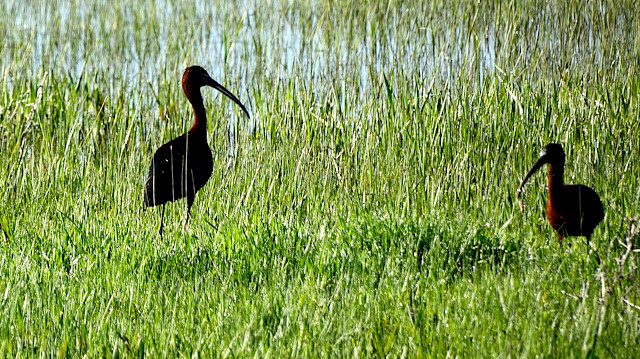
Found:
[141,214,520,287]
[143,243,219,282]
[417,224,518,280]
[334,213,519,282]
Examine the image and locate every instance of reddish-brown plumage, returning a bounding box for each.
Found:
[144,66,250,237]
[517,143,604,243]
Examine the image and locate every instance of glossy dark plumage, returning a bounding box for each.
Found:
[517,143,604,243]
[144,66,250,236]
[144,132,213,209]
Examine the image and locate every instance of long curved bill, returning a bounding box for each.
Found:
[516,153,550,212]
[203,74,250,119]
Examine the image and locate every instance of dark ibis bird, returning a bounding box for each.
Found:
[517,143,604,243]
[144,66,250,237]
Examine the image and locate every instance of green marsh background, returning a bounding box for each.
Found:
[1,0,639,356]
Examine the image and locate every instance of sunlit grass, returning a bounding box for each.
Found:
[0,0,639,356]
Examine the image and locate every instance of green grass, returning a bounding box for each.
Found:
[1,0,639,356]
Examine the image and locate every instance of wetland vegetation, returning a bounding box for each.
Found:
[1,0,639,356]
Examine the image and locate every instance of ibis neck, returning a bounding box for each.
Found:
[185,88,208,138]
[547,162,565,198]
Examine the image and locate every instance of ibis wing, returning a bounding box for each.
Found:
[144,134,188,207]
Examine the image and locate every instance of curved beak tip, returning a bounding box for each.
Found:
[207,78,251,119]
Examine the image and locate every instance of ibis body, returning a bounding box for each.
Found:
[144,66,250,236]
[517,143,604,243]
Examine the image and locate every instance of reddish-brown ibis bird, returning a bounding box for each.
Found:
[144,66,250,237]
[517,143,604,243]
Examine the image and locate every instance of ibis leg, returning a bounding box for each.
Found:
[159,204,165,239]
[184,196,194,230]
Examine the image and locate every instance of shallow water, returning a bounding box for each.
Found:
[5,1,627,86]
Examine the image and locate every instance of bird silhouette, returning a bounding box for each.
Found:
[517,143,604,243]
[144,66,250,237]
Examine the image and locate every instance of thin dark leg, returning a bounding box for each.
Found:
[159,204,165,239]
[184,196,194,230]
